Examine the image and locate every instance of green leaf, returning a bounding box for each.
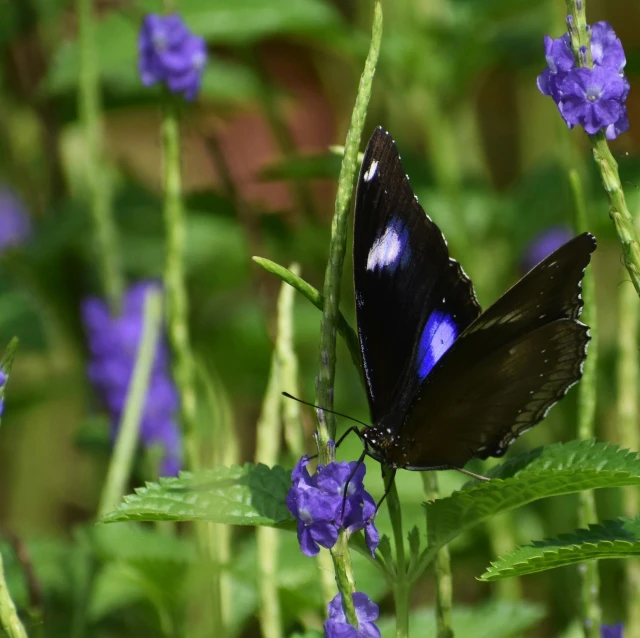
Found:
[480,517,640,581]
[100,463,295,525]
[377,600,545,638]
[150,0,342,44]
[260,153,342,181]
[412,440,640,581]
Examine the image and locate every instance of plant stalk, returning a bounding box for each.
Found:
[569,170,601,637]
[424,473,453,638]
[161,100,199,471]
[98,289,163,517]
[315,1,382,463]
[77,0,123,312]
[386,469,409,638]
[564,0,640,298]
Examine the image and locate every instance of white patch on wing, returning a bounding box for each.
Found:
[363,160,379,182]
[367,223,405,271]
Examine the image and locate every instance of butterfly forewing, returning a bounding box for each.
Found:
[354,127,480,424]
[382,233,595,469]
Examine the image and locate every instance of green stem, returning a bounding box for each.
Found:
[252,257,363,382]
[254,272,299,638]
[313,2,382,628]
[569,170,601,637]
[77,0,123,312]
[424,473,453,638]
[278,264,305,457]
[0,552,27,638]
[563,0,640,298]
[0,341,27,638]
[98,289,163,517]
[615,245,640,633]
[386,470,409,638]
[161,100,199,471]
[315,1,382,461]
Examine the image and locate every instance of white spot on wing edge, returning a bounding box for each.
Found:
[364,160,379,182]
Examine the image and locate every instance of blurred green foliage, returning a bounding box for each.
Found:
[0,0,639,636]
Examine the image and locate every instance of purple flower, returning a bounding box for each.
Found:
[286,452,380,557]
[521,226,573,273]
[0,188,31,252]
[82,281,182,476]
[537,20,630,139]
[601,623,624,638]
[138,14,207,101]
[557,66,627,135]
[324,592,381,638]
[0,369,7,417]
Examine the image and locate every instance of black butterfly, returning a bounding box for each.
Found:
[353,127,595,477]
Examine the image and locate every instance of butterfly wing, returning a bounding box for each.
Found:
[354,127,480,424]
[381,233,596,469]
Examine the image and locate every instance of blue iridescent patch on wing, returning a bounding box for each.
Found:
[366,217,411,273]
[416,310,458,379]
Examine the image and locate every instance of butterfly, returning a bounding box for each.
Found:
[353,127,596,478]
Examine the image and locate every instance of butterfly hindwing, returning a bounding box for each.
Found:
[381,233,595,469]
[354,127,480,424]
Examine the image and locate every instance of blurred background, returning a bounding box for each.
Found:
[0,0,639,636]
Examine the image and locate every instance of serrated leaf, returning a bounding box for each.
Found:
[413,441,640,580]
[480,516,640,581]
[377,600,545,638]
[100,463,295,525]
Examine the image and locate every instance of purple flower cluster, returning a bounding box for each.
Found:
[325,592,381,638]
[286,452,380,557]
[602,623,624,638]
[521,226,573,273]
[0,370,7,417]
[0,187,31,252]
[537,21,629,139]
[138,14,207,101]
[82,281,182,476]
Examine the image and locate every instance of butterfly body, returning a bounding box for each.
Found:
[353,127,595,473]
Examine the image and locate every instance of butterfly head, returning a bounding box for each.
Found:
[360,421,403,468]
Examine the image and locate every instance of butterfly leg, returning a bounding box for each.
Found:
[339,449,367,522]
[452,466,490,482]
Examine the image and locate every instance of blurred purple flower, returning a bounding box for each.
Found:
[0,188,31,251]
[286,452,380,557]
[0,370,7,417]
[324,592,381,638]
[521,226,573,273]
[601,623,624,638]
[138,13,207,101]
[82,281,182,475]
[537,21,630,139]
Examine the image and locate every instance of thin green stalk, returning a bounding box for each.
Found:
[252,257,362,382]
[197,359,238,635]
[564,0,640,298]
[77,0,123,312]
[314,3,382,628]
[254,270,299,638]
[569,170,601,637]
[161,100,199,471]
[615,237,640,634]
[0,341,27,638]
[424,473,453,638]
[315,0,382,458]
[386,470,409,638]
[0,552,27,638]
[98,289,163,517]
[279,264,305,458]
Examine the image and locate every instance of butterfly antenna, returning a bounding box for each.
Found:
[282,392,371,429]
